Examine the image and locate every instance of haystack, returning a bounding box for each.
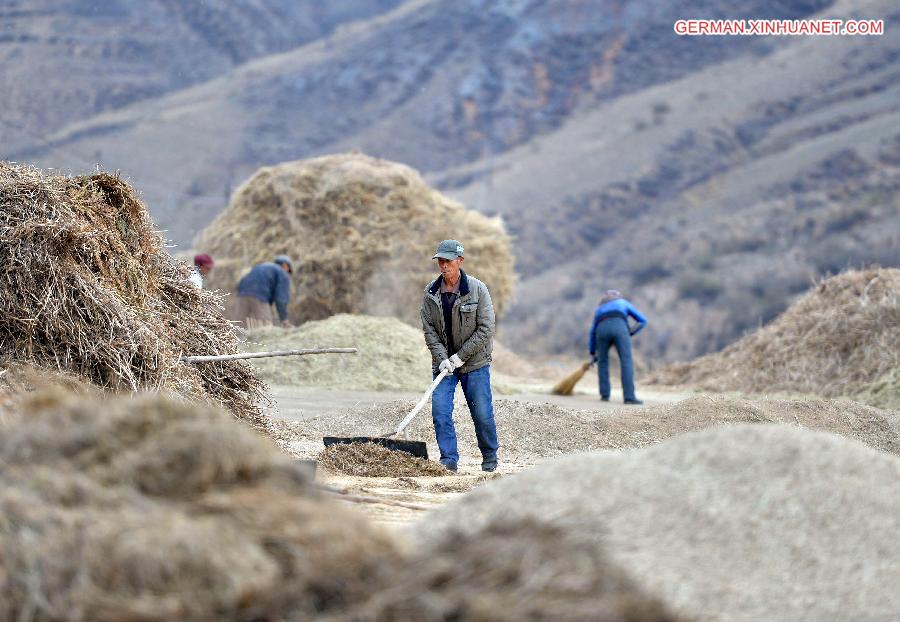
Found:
[246,314,432,390]
[195,153,515,326]
[857,366,900,411]
[0,162,265,423]
[648,268,900,398]
[0,390,401,621]
[0,389,677,621]
[417,425,900,621]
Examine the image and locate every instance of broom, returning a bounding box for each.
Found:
[551,359,595,395]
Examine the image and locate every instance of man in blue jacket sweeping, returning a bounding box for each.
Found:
[588,290,647,404]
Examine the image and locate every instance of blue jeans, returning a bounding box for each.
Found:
[595,318,637,401]
[431,365,499,465]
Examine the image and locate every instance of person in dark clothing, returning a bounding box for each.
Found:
[588,290,647,404]
[236,255,293,328]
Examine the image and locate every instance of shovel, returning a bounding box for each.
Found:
[322,369,449,459]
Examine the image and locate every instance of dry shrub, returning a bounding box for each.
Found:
[419,425,900,621]
[317,442,449,477]
[346,519,681,622]
[195,153,515,326]
[648,268,900,397]
[0,162,265,423]
[0,390,401,621]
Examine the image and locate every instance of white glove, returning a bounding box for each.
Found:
[438,358,455,374]
[449,354,463,369]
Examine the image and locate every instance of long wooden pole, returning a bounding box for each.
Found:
[180,348,358,363]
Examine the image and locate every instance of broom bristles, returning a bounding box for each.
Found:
[551,361,592,396]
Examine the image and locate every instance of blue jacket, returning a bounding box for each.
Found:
[237,262,291,321]
[588,298,647,354]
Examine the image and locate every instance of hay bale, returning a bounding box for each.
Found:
[195,153,515,326]
[285,394,900,461]
[246,314,432,390]
[0,390,402,621]
[648,268,900,398]
[416,425,900,621]
[0,162,265,423]
[317,442,449,477]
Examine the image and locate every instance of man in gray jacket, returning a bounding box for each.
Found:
[421,239,499,472]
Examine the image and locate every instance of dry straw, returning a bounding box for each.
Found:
[648,268,900,399]
[317,442,449,477]
[0,162,265,424]
[1,389,680,621]
[0,390,401,621]
[195,152,515,326]
[418,425,900,621]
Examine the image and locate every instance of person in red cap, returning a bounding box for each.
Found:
[190,253,214,289]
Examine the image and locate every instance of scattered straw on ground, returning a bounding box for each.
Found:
[317,442,449,477]
[285,394,900,460]
[195,152,515,326]
[416,425,900,621]
[246,314,432,390]
[0,162,265,423]
[648,268,900,398]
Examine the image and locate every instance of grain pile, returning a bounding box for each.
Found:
[0,390,401,621]
[195,152,515,326]
[416,425,900,621]
[284,394,900,460]
[246,314,432,390]
[0,162,265,423]
[346,519,681,622]
[857,366,900,410]
[648,268,900,398]
[317,442,449,477]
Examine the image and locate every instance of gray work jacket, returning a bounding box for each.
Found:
[421,269,495,374]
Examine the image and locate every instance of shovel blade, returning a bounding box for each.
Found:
[322,436,429,460]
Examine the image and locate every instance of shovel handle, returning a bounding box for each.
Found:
[384,368,449,438]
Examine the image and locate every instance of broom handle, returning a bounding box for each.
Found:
[386,368,449,438]
[180,348,357,363]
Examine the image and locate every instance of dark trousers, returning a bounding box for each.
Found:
[595,318,636,401]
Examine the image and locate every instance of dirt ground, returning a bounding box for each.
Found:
[269,374,693,530]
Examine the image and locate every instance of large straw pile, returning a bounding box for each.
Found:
[416,425,900,621]
[286,394,900,461]
[0,162,265,423]
[648,268,900,398]
[1,389,678,621]
[857,366,900,410]
[0,390,400,620]
[246,314,432,390]
[195,153,515,326]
